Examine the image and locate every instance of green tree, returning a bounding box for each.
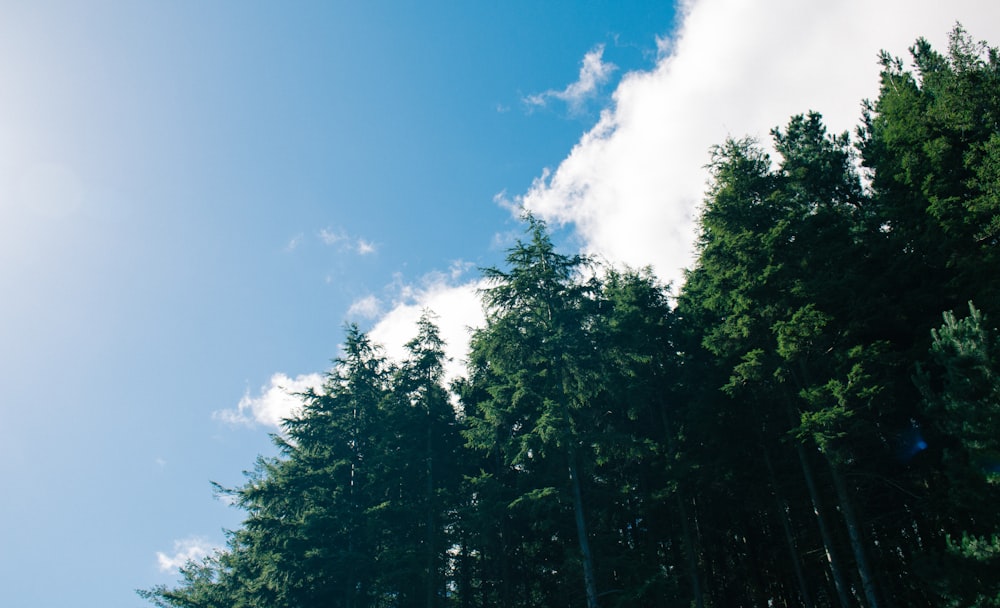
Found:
[848,26,1000,603]
[378,312,464,607]
[858,25,1000,329]
[141,326,394,608]
[914,303,1000,606]
[463,216,604,608]
[678,112,892,607]
[594,268,700,607]
[917,303,1000,482]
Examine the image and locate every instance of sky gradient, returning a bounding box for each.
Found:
[1,2,997,606]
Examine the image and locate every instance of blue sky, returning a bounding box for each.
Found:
[0,2,995,606]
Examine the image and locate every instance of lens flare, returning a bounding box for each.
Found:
[895,425,928,463]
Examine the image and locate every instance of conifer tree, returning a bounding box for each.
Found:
[463,216,603,608]
[916,303,1000,606]
[380,312,463,607]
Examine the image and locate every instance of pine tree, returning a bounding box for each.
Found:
[915,303,1000,606]
[379,312,463,607]
[463,216,603,607]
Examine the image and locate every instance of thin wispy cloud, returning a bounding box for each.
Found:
[215,372,324,429]
[524,45,616,113]
[347,294,382,320]
[447,259,476,281]
[319,227,378,255]
[285,233,305,251]
[319,227,347,246]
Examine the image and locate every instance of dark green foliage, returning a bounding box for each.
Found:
[143,26,1000,608]
[914,303,1000,606]
[462,215,605,607]
[917,303,1000,476]
[142,323,464,608]
[859,24,1000,327]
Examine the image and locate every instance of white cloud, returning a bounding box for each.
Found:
[525,45,616,113]
[515,0,1000,292]
[285,233,304,251]
[369,269,486,388]
[319,227,347,246]
[347,294,383,320]
[241,270,483,427]
[319,227,377,256]
[447,259,476,281]
[156,537,216,573]
[215,372,325,429]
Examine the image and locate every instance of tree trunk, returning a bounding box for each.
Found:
[781,387,852,608]
[657,405,705,608]
[426,413,436,608]
[568,448,600,608]
[796,441,852,608]
[458,529,471,608]
[827,455,881,608]
[676,494,705,608]
[763,446,814,608]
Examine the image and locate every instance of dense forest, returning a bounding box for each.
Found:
[141,27,1000,607]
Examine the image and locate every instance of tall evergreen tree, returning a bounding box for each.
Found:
[379,312,464,607]
[595,268,700,606]
[463,216,604,608]
[915,303,1000,606]
[677,112,891,607]
[142,326,396,608]
[859,25,1000,329]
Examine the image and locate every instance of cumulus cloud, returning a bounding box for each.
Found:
[514,0,1000,291]
[368,268,486,388]
[356,239,377,255]
[215,372,325,429]
[156,537,216,573]
[525,45,616,113]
